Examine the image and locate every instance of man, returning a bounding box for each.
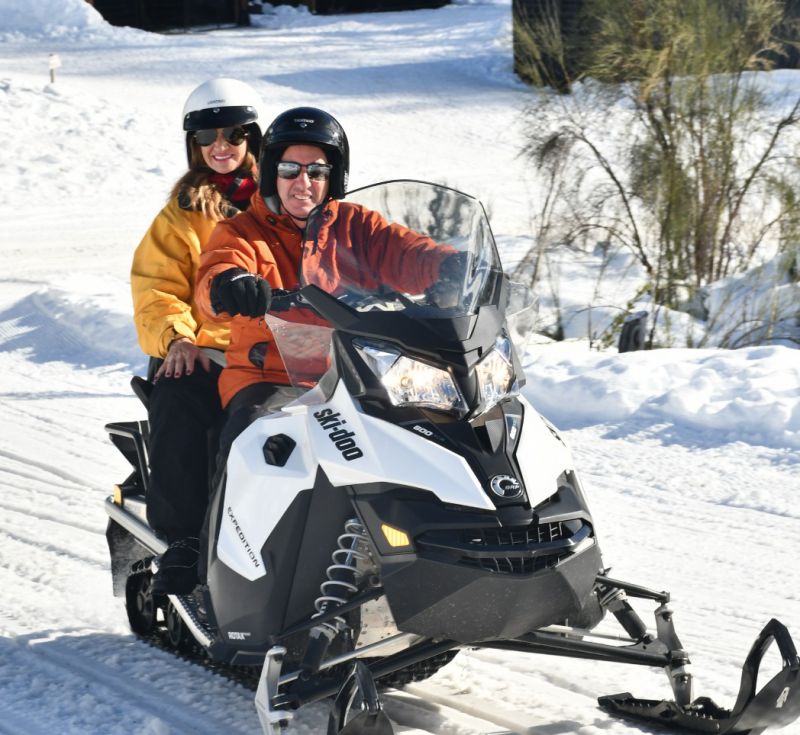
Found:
[196,106,454,457]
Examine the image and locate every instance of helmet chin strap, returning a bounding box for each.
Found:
[278,197,313,232]
[278,198,310,229]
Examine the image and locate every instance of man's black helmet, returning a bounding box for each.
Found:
[260,107,349,200]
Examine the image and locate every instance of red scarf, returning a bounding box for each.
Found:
[209,172,257,207]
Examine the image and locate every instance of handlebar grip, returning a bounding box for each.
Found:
[268,289,302,313]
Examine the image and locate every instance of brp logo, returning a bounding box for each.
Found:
[489,475,522,499]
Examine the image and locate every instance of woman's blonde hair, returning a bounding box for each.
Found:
[170,142,257,222]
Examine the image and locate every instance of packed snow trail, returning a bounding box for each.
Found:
[1,350,797,733]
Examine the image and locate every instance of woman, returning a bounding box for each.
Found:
[131,77,263,596]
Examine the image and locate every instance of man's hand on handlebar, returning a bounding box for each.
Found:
[210,268,272,318]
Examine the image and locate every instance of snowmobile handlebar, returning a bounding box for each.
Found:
[266,288,304,314]
[265,284,369,332]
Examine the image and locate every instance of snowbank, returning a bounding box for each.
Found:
[0,80,180,212]
[0,0,108,38]
[523,342,800,448]
[250,2,312,29]
[0,278,143,372]
[702,251,800,347]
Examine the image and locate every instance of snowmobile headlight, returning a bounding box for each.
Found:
[355,342,467,413]
[474,335,517,412]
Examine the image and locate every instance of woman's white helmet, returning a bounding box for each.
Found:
[181,78,263,164]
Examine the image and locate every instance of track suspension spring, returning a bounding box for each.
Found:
[301,519,373,674]
[314,518,371,636]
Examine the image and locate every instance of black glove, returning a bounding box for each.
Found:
[210,268,272,318]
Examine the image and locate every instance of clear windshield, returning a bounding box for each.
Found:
[264,312,334,395]
[266,181,527,395]
[301,180,503,317]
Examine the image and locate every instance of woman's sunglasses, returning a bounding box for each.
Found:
[193,126,248,147]
[276,161,333,181]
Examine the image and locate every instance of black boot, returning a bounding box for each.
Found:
[151,538,199,596]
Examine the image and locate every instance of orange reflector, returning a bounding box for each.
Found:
[381,523,411,548]
[113,485,123,504]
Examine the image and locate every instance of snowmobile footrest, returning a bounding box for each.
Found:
[599,619,800,734]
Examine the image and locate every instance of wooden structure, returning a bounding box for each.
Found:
[86,0,249,31]
[86,0,448,28]
[291,0,448,13]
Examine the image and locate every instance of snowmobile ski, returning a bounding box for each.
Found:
[599,618,800,734]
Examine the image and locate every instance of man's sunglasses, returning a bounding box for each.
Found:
[193,126,248,147]
[276,161,333,181]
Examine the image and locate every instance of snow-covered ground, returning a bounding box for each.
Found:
[1,1,799,733]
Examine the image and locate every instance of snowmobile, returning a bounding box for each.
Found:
[105,180,800,735]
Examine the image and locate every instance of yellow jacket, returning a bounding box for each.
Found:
[131,196,230,358]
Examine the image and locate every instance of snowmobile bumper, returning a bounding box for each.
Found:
[599,618,800,734]
[378,525,601,642]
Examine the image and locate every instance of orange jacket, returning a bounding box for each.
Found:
[196,194,451,407]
